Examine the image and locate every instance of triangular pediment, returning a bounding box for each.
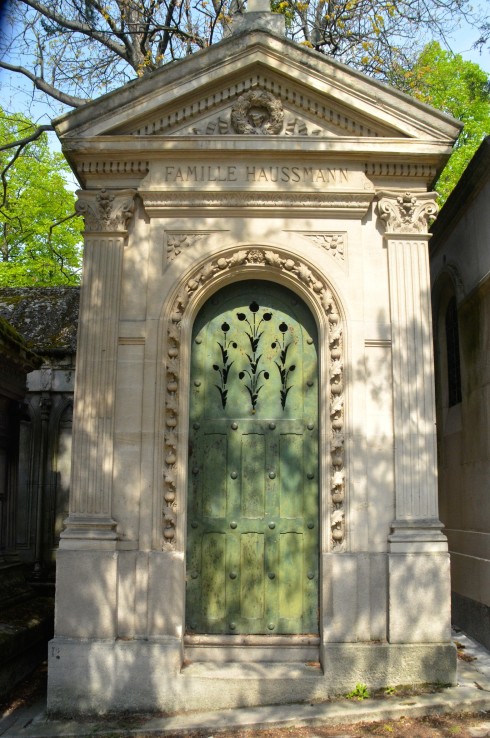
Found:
[117,67,405,137]
[113,69,399,139]
[54,29,461,146]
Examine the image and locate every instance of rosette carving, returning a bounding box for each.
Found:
[162,247,346,551]
[76,188,136,232]
[377,191,438,234]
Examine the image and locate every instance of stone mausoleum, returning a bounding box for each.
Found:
[48,2,462,714]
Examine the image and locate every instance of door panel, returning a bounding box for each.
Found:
[240,533,265,618]
[279,532,303,619]
[241,434,266,517]
[202,434,228,518]
[186,281,319,635]
[201,533,227,621]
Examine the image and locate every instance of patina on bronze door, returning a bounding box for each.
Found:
[186,281,318,635]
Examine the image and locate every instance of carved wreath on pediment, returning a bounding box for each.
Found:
[231,90,284,135]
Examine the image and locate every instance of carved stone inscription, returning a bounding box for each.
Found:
[143,161,372,192]
[161,164,349,185]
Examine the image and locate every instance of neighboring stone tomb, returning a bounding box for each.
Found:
[0,312,48,695]
[0,287,78,580]
[48,5,461,714]
[430,136,490,651]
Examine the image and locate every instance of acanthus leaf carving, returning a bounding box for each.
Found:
[162,247,346,552]
[377,191,438,234]
[75,188,136,233]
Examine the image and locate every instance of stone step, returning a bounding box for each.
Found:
[177,661,328,711]
[184,640,319,663]
[181,660,323,679]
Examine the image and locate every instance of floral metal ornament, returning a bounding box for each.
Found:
[213,322,237,409]
[237,301,272,411]
[271,322,296,410]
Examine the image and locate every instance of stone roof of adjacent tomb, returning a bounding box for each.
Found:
[430,136,490,248]
[0,287,80,355]
[0,315,41,376]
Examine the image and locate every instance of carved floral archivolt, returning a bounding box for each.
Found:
[142,191,374,217]
[162,248,346,552]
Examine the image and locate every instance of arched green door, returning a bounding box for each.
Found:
[186,281,318,635]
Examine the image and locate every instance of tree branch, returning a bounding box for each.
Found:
[84,0,135,61]
[0,60,88,107]
[48,212,81,281]
[20,0,129,59]
[0,124,54,209]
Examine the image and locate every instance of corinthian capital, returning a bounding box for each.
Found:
[377,191,438,234]
[76,189,136,233]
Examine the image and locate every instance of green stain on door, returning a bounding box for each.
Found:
[186,281,319,635]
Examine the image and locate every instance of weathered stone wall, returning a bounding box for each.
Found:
[430,137,490,650]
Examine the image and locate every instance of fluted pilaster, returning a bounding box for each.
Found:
[61,189,136,545]
[377,191,446,550]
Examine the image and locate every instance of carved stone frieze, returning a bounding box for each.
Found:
[301,233,346,260]
[162,247,346,551]
[75,189,137,233]
[142,191,374,217]
[377,191,438,234]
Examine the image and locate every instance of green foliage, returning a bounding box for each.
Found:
[390,42,490,203]
[346,683,370,700]
[0,111,83,286]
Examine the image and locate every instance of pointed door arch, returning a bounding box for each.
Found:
[186,280,319,635]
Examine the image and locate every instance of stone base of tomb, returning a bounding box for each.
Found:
[47,636,456,716]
